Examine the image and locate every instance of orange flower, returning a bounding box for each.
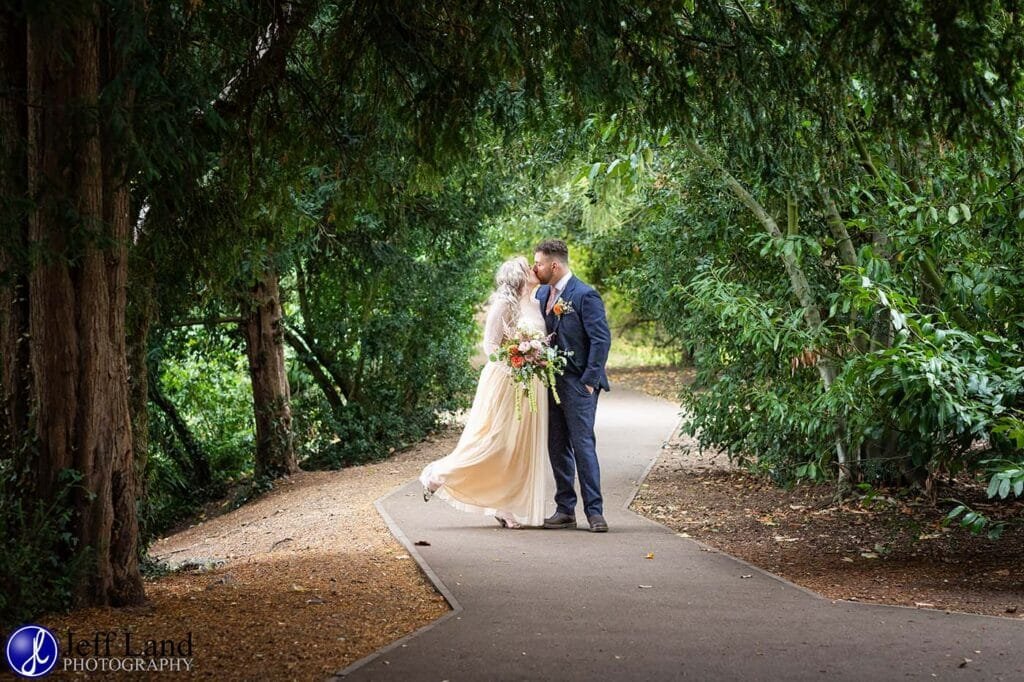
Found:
[511,355,525,368]
[552,297,575,318]
[509,344,521,355]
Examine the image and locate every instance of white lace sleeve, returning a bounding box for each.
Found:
[482,299,514,357]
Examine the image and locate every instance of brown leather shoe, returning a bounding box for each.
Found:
[588,514,609,533]
[543,511,577,529]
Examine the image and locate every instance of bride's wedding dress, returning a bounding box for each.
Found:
[419,290,551,527]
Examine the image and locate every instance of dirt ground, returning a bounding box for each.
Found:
[613,368,1024,619]
[39,430,459,680]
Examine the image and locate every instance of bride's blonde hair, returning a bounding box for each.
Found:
[491,256,532,329]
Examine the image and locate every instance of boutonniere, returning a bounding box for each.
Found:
[552,297,575,318]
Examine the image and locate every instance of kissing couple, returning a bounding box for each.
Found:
[420,239,612,532]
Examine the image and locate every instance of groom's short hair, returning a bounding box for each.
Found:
[535,239,569,264]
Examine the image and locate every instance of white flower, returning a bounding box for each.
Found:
[530,339,543,350]
[518,341,532,352]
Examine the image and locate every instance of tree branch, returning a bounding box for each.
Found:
[213,0,317,121]
[819,188,858,268]
[919,251,972,329]
[282,326,347,411]
[285,322,353,399]
[149,381,211,487]
[820,187,870,353]
[160,316,245,328]
[852,131,883,182]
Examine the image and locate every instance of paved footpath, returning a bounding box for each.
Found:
[335,388,1023,681]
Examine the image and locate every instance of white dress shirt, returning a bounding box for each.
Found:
[552,270,573,293]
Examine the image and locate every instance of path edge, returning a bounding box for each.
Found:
[622,411,831,603]
[327,482,464,680]
[624,407,1024,623]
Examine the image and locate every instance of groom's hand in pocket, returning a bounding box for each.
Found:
[585,385,594,394]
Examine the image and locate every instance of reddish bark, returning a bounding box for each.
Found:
[19,6,143,606]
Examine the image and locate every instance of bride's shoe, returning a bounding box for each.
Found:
[422,477,443,502]
[494,513,522,529]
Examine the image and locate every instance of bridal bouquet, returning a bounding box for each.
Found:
[490,328,570,420]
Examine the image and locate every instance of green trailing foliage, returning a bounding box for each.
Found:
[289,163,499,468]
[562,0,1024,507]
[141,328,255,540]
[589,132,1024,488]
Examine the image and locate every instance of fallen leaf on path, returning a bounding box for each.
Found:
[740,574,752,579]
[645,552,655,560]
[860,552,879,559]
[414,541,431,546]
[638,585,653,589]
[958,658,972,668]
[914,602,935,608]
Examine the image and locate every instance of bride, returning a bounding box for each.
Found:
[419,256,551,528]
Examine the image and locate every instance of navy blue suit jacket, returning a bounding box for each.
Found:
[537,276,611,391]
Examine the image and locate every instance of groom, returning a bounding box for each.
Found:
[533,239,612,533]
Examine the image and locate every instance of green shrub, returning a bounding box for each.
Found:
[0,466,88,629]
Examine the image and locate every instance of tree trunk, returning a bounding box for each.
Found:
[22,6,144,605]
[0,7,30,461]
[242,267,297,479]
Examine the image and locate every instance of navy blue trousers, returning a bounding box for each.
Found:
[548,375,602,518]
